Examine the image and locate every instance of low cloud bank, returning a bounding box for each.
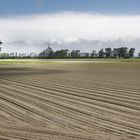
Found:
[0,12,140,53]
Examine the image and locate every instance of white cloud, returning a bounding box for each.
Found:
[0,12,140,53]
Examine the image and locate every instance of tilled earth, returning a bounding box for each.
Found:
[0,62,140,140]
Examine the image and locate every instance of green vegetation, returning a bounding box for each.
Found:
[117,58,140,62]
[0,59,62,65]
[0,58,140,65]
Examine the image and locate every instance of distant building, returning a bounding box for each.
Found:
[9,53,15,57]
[29,52,38,57]
[19,53,27,57]
[80,52,89,57]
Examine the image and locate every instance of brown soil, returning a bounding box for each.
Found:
[0,62,140,140]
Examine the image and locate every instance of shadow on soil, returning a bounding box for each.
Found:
[0,67,68,78]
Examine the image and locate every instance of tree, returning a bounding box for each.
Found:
[91,50,96,57]
[122,47,128,58]
[71,50,80,58]
[117,47,128,58]
[113,48,118,58]
[0,40,2,45]
[105,48,112,58]
[138,53,140,57]
[128,48,135,58]
[39,47,54,57]
[0,40,3,52]
[98,49,104,58]
[55,49,69,58]
[45,46,54,57]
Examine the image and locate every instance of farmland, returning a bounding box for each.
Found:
[0,60,140,140]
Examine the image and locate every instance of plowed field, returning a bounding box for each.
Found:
[0,61,140,140]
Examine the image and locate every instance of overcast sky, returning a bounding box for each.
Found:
[0,0,140,54]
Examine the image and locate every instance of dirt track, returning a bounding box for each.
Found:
[0,62,140,140]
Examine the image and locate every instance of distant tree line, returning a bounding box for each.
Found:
[0,39,138,59]
[138,53,140,57]
[39,47,136,58]
[0,40,2,52]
